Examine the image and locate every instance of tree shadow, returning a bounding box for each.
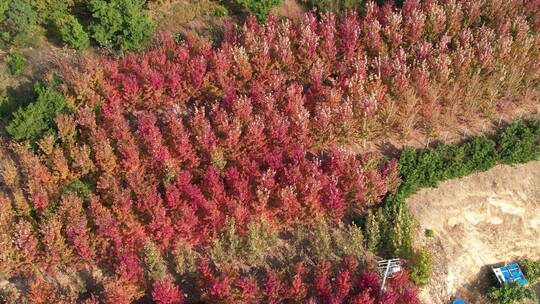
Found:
[1,81,36,125]
[220,0,249,22]
[376,141,401,158]
[455,264,497,302]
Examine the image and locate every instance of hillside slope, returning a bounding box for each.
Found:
[408,160,540,303]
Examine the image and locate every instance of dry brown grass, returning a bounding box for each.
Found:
[148,0,223,30]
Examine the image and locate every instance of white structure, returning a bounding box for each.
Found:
[378,258,402,292]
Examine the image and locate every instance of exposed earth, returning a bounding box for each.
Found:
[407,160,540,304]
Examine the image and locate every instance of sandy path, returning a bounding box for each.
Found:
[407,160,540,303]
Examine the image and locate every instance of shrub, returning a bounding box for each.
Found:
[6,83,67,142]
[52,12,89,50]
[213,4,229,17]
[424,229,435,238]
[334,223,365,260]
[0,90,15,120]
[32,0,72,21]
[245,219,278,265]
[1,0,40,46]
[396,147,442,199]
[486,282,537,304]
[172,242,197,276]
[460,136,498,174]
[234,0,282,21]
[88,0,153,51]
[497,119,540,164]
[369,118,540,283]
[303,0,364,14]
[0,0,86,49]
[396,130,532,202]
[210,219,241,265]
[363,209,383,252]
[285,219,367,264]
[408,247,432,287]
[360,200,413,258]
[62,179,94,202]
[311,217,333,261]
[384,201,414,257]
[143,240,167,281]
[519,258,540,284]
[5,51,27,76]
[0,2,8,23]
[209,219,278,266]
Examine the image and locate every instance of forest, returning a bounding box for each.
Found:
[0,0,539,303]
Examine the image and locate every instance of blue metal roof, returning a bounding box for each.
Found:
[492,263,529,286]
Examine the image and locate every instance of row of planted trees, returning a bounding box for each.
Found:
[66,0,540,145]
[1,0,540,302]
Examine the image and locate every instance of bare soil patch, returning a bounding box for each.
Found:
[407,160,540,303]
[272,0,307,19]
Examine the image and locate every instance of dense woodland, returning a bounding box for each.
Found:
[0,0,539,303]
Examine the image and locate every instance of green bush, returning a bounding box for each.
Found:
[1,0,40,46]
[311,217,333,261]
[0,91,9,118]
[361,117,540,286]
[424,229,435,238]
[361,199,413,258]
[210,219,241,265]
[88,0,153,51]
[460,135,498,172]
[143,240,167,281]
[214,4,229,17]
[303,0,364,14]
[209,218,278,266]
[0,90,12,122]
[52,12,89,50]
[5,51,27,76]
[6,83,68,142]
[334,223,365,260]
[0,2,8,23]
[0,88,22,121]
[234,0,283,22]
[32,0,70,21]
[63,179,94,202]
[1,0,87,49]
[396,120,540,202]
[363,209,383,252]
[497,119,540,164]
[408,247,432,287]
[396,147,442,199]
[519,258,540,284]
[172,242,198,276]
[486,282,537,304]
[383,201,413,257]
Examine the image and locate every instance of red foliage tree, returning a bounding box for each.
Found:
[152,278,184,304]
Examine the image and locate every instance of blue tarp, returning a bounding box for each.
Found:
[453,298,466,304]
[493,263,528,286]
